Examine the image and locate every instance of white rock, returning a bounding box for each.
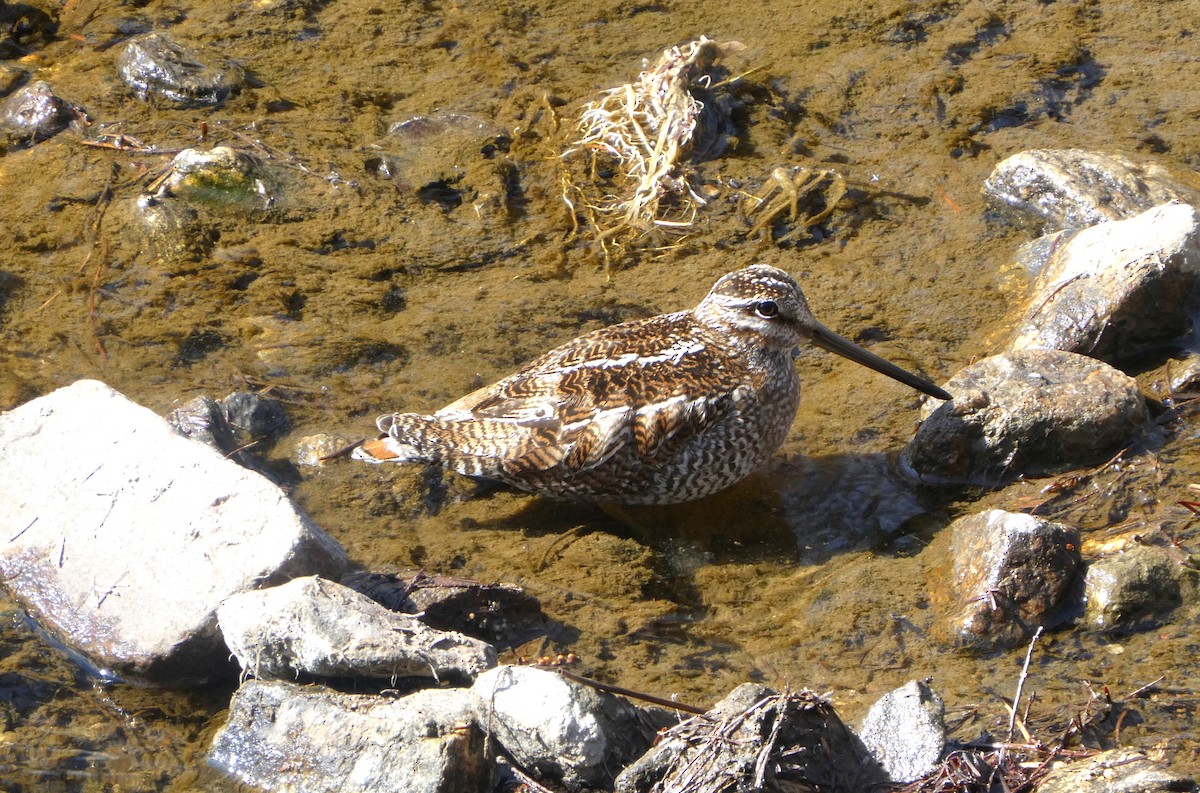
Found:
[209,680,488,793]
[218,576,496,682]
[0,380,348,684]
[1010,202,1200,360]
[472,665,652,792]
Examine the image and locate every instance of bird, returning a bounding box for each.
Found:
[353,264,951,504]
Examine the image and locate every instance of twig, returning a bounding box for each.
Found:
[1008,626,1044,743]
[555,668,706,715]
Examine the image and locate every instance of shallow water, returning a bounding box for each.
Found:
[2,0,1200,787]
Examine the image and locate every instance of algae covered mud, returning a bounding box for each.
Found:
[2,0,1200,787]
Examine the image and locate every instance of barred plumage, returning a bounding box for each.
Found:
[353,265,950,504]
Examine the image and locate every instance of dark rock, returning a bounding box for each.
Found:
[983,149,1200,231]
[221,391,290,444]
[1084,546,1184,632]
[117,32,245,107]
[0,380,347,685]
[209,680,489,793]
[931,509,1081,652]
[901,350,1149,486]
[341,569,545,649]
[472,665,655,792]
[1034,747,1194,792]
[857,680,945,784]
[166,395,242,456]
[1009,203,1200,361]
[615,682,884,793]
[0,81,80,143]
[217,575,496,684]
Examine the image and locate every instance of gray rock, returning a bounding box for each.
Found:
[857,680,945,784]
[1035,747,1193,792]
[473,665,654,792]
[1009,203,1200,361]
[931,510,1081,652]
[983,149,1200,231]
[166,395,243,457]
[0,380,347,685]
[0,80,78,143]
[209,680,488,793]
[615,683,883,793]
[218,576,496,683]
[1166,354,1200,395]
[901,350,1149,486]
[1085,546,1183,632]
[117,32,245,107]
[221,391,290,443]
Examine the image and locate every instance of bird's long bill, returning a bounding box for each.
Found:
[807,322,952,401]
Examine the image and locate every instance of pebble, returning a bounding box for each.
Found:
[1084,545,1184,632]
[117,31,246,107]
[0,80,80,143]
[857,680,946,784]
[931,509,1082,652]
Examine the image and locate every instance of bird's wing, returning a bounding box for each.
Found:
[433,318,747,473]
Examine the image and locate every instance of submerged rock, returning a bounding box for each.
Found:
[983,149,1200,231]
[0,80,81,143]
[151,146,273,210]
[931,510,1081,652]
[209,680,488,793]
[1009,203,1200,360]
[901,350,1149,486]
[615,683,883,793]
[1084,546,1184,632]
[117,31,245,107]
[0,380,347,685]
[857,680,946,784]
[217,575,497,683]
[342,569,545,649]
[364,112,514,214]
[472,665,654,792]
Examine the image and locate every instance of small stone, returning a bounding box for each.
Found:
[221,391,290,443]
[983,149,1200,231]
[294,432,352,467]
[931,510,1081,652]
[901,350,1149,486]
[1084,546,1183,632]
[117,31,245,107]
[209,680,489,793]
[472,665,654,792]
[218,576,497,683]
[152,146,273,210]
[0,80,79,143]
[857,680,946,784]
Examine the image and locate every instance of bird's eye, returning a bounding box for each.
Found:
[754,300,779,319]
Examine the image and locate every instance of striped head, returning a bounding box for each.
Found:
[693,264,814,350]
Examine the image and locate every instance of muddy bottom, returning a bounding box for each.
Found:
[2,0,1200,787]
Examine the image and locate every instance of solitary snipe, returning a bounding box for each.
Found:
[353,265,950,504]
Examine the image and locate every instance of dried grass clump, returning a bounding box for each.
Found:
[562,36,743,264]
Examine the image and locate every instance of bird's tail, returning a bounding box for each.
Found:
[350,413,433,464]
